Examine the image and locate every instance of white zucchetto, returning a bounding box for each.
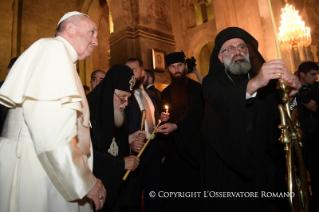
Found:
[58,11,90,26]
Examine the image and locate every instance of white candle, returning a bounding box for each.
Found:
[165,105,169,113]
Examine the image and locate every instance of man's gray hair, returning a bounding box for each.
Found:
[55,14,89,37]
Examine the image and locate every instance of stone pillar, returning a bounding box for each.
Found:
[292,48,301,71]
[187,5,196,28]
[0,0,15,81]
[108,0,175,86]
[198,0,208,23]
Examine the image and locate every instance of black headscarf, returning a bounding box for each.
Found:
[87,64,135,152]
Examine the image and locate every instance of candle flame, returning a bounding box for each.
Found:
[165,105,168,109]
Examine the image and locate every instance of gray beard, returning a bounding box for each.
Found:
[114,109,125,128]
[223,52,251,75]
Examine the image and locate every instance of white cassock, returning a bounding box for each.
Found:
[0,36,96,212]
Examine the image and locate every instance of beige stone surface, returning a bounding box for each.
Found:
[0,0,318,84]
[0,0,15,81]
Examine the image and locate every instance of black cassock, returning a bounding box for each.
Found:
[201,70,288,212]
[160,78,204,212]
[87,65,136,212]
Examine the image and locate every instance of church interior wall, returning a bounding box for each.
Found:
[0,0,15,81]
[0,0,318,85]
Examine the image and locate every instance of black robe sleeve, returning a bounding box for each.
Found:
[162,79,204,168]
[90,119,125,211]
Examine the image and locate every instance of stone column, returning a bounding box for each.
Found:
[187,5,196,28]
[108,0,175,86]
[198,0,208,23]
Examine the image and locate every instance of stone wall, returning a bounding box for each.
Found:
[0,0,78,81]
[0,0,15,81]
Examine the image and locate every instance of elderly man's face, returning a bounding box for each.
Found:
[113,89,131,127]
[218,38,251,75]
[73,17,98,60]
[90,71,105,90]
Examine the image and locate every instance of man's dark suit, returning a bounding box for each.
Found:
[146,85,161,112]
[125,91,162,212]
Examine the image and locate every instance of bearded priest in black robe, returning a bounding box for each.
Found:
[156,52,204,212]
[201,27,301,211]
[87,65,146,212]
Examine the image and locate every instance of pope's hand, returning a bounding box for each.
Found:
[160,112,170,122]
[156,123,177,135]
[124,155,140,171]
[87,179,106,211]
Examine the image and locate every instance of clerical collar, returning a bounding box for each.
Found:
[224,69,250,84]
[56,36,78,63]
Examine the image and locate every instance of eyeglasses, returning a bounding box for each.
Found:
[220,44,247,54]
[114,93,131,104]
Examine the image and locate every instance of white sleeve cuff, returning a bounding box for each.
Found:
[246,92,257,99]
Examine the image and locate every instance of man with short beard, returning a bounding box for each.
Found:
[125,58,163,212]
[201,27,301,212]
[156,52,204,212]
[87,64,146,212]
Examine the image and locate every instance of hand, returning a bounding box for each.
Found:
[129,130,146,144]
[156,123,177,135]
[160,112,170,122]
[281,72,301,98]
[303,100,317,112]
[247,59,287,95]
[130,138,145,153]
[124,155,140,171]
[281,72,301,90]
[87,179,106,211]
[192,66,199,73]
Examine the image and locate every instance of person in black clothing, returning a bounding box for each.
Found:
[125,59,163,212]
[294,61,319,212]
[201,27,301,212]
[143,69,161,111]
[87,64,146,212]
[156,52,204,212]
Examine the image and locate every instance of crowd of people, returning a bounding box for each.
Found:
[0,11,318,212]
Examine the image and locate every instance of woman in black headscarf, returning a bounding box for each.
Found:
[87,64,138,212]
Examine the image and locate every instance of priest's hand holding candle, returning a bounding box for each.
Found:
[157,104,178,135]
[160,105,170,122]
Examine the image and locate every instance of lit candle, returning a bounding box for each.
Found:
[165,105,169,113]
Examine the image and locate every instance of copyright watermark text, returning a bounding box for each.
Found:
[148,191,295,198]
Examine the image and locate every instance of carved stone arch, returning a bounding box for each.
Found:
[183,28,217,77]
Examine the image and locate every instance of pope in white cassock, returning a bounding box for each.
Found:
[0,12,106,212]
